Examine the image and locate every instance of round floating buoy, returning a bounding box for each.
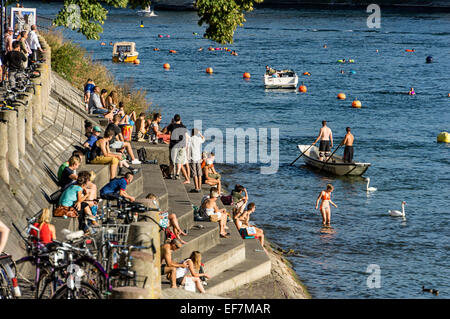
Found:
[243,72,251,79]
[337,93,346,100]
[134,59,140,65]
[109,42,113,45]
[405,49,415,52]
[163,63,170,70]
[348,59,355,63]
[169,50,177,53]
[298,83,307,93]
[158,34,163,38]
[303,72,311,76]
[437,132,450,143]
[426,56,433,63]
[206,67,213,74]
[153,48,160,51]
[100,42,106,46]
[352,99,362,108]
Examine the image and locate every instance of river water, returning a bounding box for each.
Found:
[33,3,450,298]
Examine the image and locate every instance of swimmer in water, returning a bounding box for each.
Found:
[409,87,415,95]
[340,70,345,74]
[323,44,327,48]
[315,184,337,226]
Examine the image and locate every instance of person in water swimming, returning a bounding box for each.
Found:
[409,87,415,95]
[315,184,337,226]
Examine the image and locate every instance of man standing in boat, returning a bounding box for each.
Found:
[342,127,354,163]
[312,121,333,161]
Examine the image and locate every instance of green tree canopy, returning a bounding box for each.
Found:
[50,0,262,43]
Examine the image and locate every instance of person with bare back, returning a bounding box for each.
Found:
[312,120,333,161]
[342,127,354,163]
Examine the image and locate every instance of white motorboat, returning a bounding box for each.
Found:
[296,145,371,176]
[263,69,298,89]
[137,6,157,16]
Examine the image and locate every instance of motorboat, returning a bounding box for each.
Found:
[137,6,157,16]
[263,69,298,89]
[112,42,139,63]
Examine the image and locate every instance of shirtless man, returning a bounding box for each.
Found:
[312,121,333,161]
[342,127,354,163]
[160,238,187,288]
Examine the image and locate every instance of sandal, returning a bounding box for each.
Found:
[220,234,229,238]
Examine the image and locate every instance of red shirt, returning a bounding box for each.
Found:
[30,223,53,244]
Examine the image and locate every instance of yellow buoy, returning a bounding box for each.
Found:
[163,63,170,69]
[437,132,450,143]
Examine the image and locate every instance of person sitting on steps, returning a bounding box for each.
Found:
[100,171,135,202]
[160,238,187,288]
[200,187,229,238]
[234,202,265,251]
[106,114,141,165]
[175,251,211,293]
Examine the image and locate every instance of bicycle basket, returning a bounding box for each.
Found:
[101,224,130,246]
[110,273,148,289]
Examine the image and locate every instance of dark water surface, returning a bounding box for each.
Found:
[34,3,450,298]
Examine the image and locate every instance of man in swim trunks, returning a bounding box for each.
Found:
[160,238,187,288]
[342,127,354,163]
[312,120,333,161]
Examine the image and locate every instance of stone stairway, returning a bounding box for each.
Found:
[46,71,271,297]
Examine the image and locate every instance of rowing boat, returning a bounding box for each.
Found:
[296,145,370,176]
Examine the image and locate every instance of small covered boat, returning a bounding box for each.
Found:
[296,145,370,176]
[112,42,139,63]
[263,69,298,89]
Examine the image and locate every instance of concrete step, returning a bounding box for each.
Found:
[201,225,246,278]
[133,142,170,166]
[205,239,271,296]
[165,178,195,232]
[171,222,220,262]
[138,164,169,211]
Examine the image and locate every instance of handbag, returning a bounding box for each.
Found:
[53,205,79,218]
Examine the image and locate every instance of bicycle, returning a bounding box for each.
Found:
[0,254,21,299]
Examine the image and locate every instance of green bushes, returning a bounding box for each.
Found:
[42,29,154,116]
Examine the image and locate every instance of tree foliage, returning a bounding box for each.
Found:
[51,0,261,43]
[195,0,263,44]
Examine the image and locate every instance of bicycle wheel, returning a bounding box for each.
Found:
[13,257,37,298]
[35,267,62,299]
[0,266,15,299]
[75,257,107,296]
[51,281,101,299]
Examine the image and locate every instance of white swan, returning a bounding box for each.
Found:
[366,177,377,192]
[389,201,406,218]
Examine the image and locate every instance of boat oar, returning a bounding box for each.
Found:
[317,141,344,173]
[290,143,314,166]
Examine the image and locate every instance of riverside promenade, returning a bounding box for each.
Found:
[0,33,308,298]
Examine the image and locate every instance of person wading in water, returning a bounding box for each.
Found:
[315,184,338,226]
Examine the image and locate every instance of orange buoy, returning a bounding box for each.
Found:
[337,93,346,100]
[169,50,177,53]
[352,99,362,108]
[303,72,311,76]
[133,59,140,65]
[163,63,170,70]
[298,83,307,93]
[206,67,213,74]
[100,42,106,46]
[243,72,251,79]
[405,49,415,52]
[153,48,160,51]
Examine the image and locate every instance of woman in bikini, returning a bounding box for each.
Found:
[315,184,337,226]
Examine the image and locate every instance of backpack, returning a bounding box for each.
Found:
[220,195,233,206]
[137,147,147,162]
[160,164,171,179]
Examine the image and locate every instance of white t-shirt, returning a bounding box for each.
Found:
[188,134,205,162]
